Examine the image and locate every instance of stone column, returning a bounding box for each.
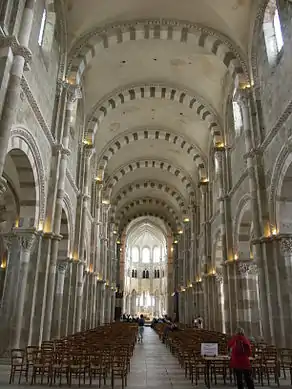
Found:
[277,235,292,347]
[215,273,224,332]
[200,182,209,327]
[86,273,94,328]
[100,203,110,321]
[222,263,231,334]
[0,232,19,354]
[26,232,43,346]
[224,260,239,333]
[62,259,72,336]
[67,261,77,334]
[43,234,62,340]
[240,89,272,342]
[130,291,136,316]
[28,233,53,345]
[43,84,81,341]
[99,282,105,325]
[214,146,233,332]
[194,279,204,318]
[52,260,68,338]
[13,229,36,348]
[111,289,116,322]
[0,0,35,181]
[214,148,228,260]
[75,260,85,332]
[237,261,261,338]
[105,286,112,323]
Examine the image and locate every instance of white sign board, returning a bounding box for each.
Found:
[201,343,218,357]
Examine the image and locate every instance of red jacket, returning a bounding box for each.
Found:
[228,335,251,370]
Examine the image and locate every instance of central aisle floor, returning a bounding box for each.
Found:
[126,327,193,389]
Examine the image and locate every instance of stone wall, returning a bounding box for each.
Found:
[256,1,292,135]
[26,0,60,130]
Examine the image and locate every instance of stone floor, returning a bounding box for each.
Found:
[0,328,289,388]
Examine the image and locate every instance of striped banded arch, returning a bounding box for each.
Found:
[86,83,222,143]
[7,127,46,228]
[97,127,206,175]
[112,180,188,214]
[112,198,181,226]
[117,211,180,236]
[67,19,248,86]
[104,159,197,199]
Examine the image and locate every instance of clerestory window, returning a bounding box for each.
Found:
[263,0,284,65]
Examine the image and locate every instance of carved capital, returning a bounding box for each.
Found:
[83,194,91,202]
[0,35,32,70]
[83,145,95,160]
[2,233,15,250]
[65,83,82,103]
[237,261,258,276]
[57,260,68,273]
[248,264,258,275]
[14,229,36,253]
[61,147,71,157]
[280,237,292,255]
[215,271,223,284]
[238,263,248,275]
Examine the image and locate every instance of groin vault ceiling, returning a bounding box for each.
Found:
[65,0,254,234]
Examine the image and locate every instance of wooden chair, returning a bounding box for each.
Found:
[9,349,25,384]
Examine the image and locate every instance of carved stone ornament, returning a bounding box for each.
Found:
[57,261,68,273]
[0,176,7,197]
[215,271,223,284]
[280,237,292,256]
[61,147,71,157]
[64,82,82,103]
[2,233,15,250]
[15,230,36,253]
[238,262,250,275]
[237,262,258,276]
[248,264,258,275]
[83,145,95,160]
[0,35,32,70]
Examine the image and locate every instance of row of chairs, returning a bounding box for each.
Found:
[154,323,292,387]
[10,323,138,388]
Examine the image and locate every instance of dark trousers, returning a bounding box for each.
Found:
[234,369,255,389]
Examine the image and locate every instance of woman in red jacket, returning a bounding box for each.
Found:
[228,328,255,389]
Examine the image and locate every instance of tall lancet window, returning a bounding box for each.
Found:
[263,0,283,65]
[142,247,150,263]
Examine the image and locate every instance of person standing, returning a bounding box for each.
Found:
[228,327,255,389]
[138,314,145,343]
